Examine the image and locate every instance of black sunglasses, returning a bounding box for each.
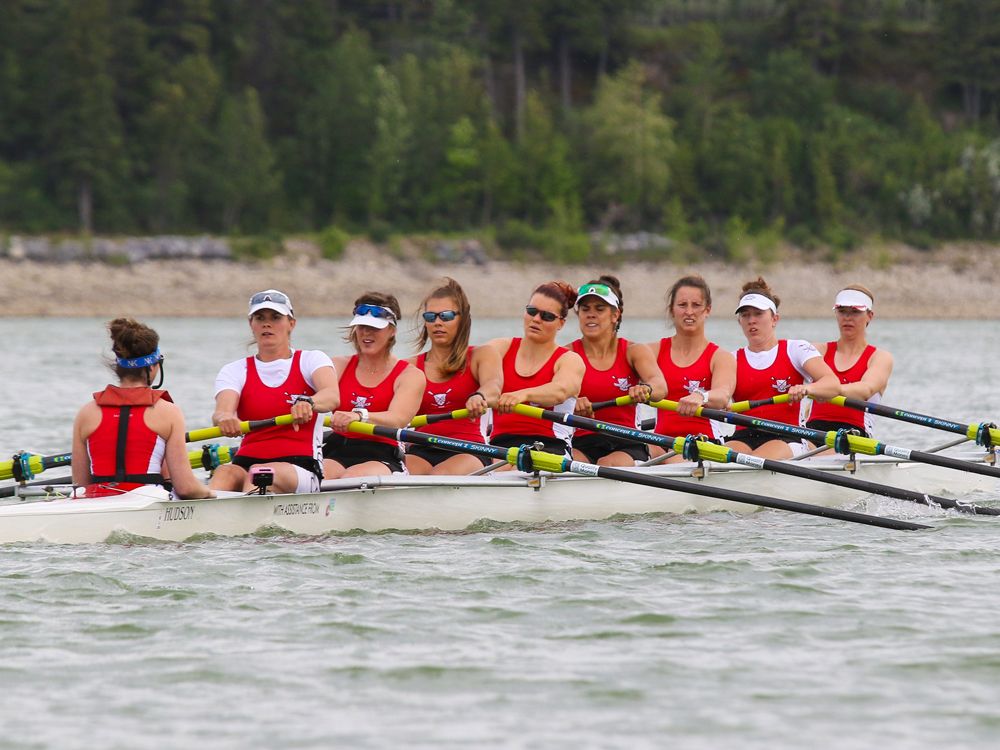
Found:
[525,305,560,322]
[422,310,459,322]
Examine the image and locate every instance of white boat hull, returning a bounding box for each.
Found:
[1,454,997,544]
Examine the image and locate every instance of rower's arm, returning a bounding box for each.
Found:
[841,349,894,401]
[627,342,667,402]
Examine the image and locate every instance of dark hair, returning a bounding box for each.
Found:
[579,274,624,332]
[532,281,578,319]
[345,291,402,351]
[108,318,159,381]
[667,274,712,310]
[415,277,472,376]
[740,276,780,309]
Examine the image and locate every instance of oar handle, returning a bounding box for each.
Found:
[409,409,471,428]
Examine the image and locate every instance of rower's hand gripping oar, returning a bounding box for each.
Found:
[634,397,1000,481]
[512,404,1000,516]
[345,422,928,531]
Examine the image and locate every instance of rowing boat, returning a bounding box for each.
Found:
[1,451,996,544]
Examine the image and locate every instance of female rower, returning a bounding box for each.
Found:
[210,290,339,494]
[71,318,212,499]
[405,278,503,475]
[570,275,666,466]
[486,281,585,460]
[647,275,736,460]
[805,285,893,437]
[728,277,840,459]
[322,292,425,478]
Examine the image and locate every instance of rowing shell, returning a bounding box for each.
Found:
[1,452,996,544]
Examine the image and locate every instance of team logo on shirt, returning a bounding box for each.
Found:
[612,376,633,392]
[771,378,791,393]
[430,388,453,407]
[352,395,371,409]
[684,379,703,394]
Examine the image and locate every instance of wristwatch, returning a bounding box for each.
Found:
[352,407,369,422]
[292,395,314,407]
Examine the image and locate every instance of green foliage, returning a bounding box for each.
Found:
[318,225,351,260]
[231,234,283,261]
[1,0,999,252]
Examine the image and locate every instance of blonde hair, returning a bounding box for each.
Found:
[415,278,472,376]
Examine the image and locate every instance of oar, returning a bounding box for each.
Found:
[0,451,73,482]
[512,404,999,516]
[408,409,471,428]
[1,444,233,484]
[345,422,929,531]
[828,396,1000,447]
[186,413,334,442]
[638,397,1000,480]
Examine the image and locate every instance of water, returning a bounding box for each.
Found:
[1,317,999,749]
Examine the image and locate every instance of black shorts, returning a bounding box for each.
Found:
[726,429,806,451]
[572,433,649,463]
[806,420,871,439]
[491,433,569,457]
[322,433,404,473]
[232,453,323,482]
[406,443,492,468]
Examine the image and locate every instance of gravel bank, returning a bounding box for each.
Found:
[1,241,996,319]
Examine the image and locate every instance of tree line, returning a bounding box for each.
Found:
[2,0,999,260]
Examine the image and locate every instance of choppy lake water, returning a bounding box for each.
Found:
[1,316,999,749]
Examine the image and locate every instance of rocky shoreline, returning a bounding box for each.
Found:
[1,239,996,319]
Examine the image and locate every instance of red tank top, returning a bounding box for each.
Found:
[734,340,804,428]
[340,356,409,447]
[416,347,483,441]
[808,342,876,429]
[571,338,637,436]
[654,338,718,438]
[492,338,569,438]
[237,350,318,459]
[86,385,171,496]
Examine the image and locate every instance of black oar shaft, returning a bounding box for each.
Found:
[347,423,929,531]
[592,465,927,531]
[698,405,1000,480]
[526,405,997,516]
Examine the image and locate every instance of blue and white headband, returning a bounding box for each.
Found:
[116,348,162,369]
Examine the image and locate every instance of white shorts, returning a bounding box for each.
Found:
[292,465,321,493]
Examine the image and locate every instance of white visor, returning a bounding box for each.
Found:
[248,289,294,318]
[349,313,394,330]
[576,286,620,309]
[735,293,777,314]
[833,289,873,311]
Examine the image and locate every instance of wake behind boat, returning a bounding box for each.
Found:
[1,452,996,544]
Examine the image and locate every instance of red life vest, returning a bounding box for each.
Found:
[415,347,483,442]
[492,338,569,439]
[85,385,171,496]
[339,356,409,447]
[237,350,318,460]
[571,337,637,436]
[733,340,803,428]
[654,338,718,439]
[807,342,876,429]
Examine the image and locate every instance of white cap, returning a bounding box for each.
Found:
[248,289,294,318]
[833,289,873,311]
[349,313,393,329]
[735,293,777,314]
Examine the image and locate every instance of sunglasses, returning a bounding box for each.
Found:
[354,304,397,321]
[422,310,459,322]
[249,291,290,306]
[525,305,561,322]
